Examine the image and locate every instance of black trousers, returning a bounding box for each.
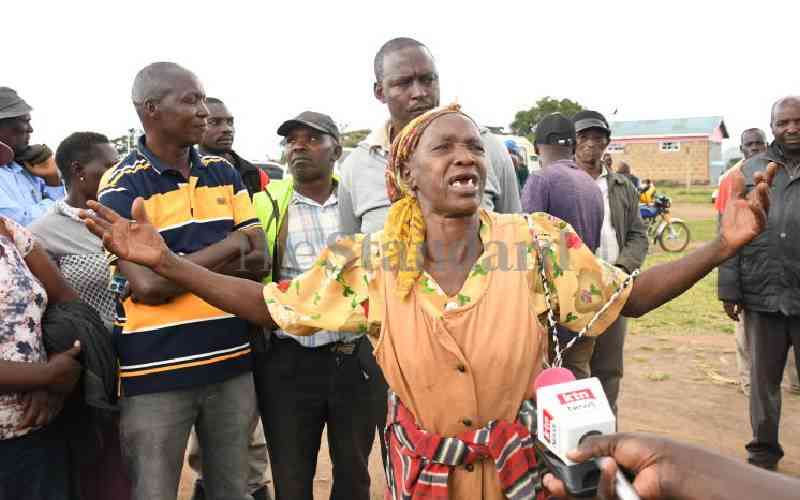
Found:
[590,317,628,415]
[358,341,390,473]
[253,335,373,500]
[745,310,800,466]
[0,422,73,500]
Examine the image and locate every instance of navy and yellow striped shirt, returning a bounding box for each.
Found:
[97,137,260,396]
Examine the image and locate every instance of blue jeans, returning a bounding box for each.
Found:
[0,424,72,500]
[119,372,257,500]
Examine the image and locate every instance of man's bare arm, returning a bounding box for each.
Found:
[216,227,270,282]
[153,250,274,327]
[119,230,251,304]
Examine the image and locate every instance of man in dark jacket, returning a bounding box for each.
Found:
[199,97,266,197]
[573,110,649,414]
[194,96,272,499]
[719,96,800,470]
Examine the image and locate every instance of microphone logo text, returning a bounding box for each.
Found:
[557,389,596,405]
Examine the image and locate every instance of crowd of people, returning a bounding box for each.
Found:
[1,36,799,500]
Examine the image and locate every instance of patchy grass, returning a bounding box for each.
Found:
[694,362,738,386]
[629,216,733,338]
[656,186,715,205]
[683,218,717,245]
[645,371,671,382]
[646,218,716,254]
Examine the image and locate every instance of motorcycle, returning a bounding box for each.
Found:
[639,194,691,252]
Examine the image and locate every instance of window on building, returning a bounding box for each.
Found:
[660,141,680,152]
[607,143,625,154]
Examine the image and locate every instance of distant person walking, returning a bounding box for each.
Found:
[616,160,640,189]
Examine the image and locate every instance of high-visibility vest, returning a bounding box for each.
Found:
[252,179,294,284]
[252,175,339,283]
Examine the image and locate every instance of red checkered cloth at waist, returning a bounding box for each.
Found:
[383,391,546,500]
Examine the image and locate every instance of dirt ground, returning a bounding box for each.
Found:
[669,201,716,220]
[177,333,800,499]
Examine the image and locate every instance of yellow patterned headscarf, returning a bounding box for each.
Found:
[383,103,472,298]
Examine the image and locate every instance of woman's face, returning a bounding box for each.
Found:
[78,143,119,201]
[403,114,487,218]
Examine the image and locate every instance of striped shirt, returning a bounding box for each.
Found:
[274,188,358,347]
[97,136,260,396]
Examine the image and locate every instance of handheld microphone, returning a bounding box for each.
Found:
[534,367,639,499]
[536,368,616,464]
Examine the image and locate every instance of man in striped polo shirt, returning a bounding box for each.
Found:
[98,62,268,500]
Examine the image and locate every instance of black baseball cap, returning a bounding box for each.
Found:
[573,110,611,137]
[535,113,576,146]
[277,111,340,142]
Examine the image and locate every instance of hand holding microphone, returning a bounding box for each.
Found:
[535,368,800,500]
[544,433,670,500]
[534,367,639,499]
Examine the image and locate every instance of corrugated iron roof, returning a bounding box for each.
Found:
[610,116,727,138]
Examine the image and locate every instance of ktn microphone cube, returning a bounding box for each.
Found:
[536,377,616,465]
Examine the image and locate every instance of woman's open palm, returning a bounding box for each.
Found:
[82,198,168,270]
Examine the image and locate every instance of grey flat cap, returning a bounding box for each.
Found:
[0,87,33,120]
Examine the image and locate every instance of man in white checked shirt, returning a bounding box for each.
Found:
[251,111,373,500]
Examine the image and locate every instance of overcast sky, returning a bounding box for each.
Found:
[3,0,797,161]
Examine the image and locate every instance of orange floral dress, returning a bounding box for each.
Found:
[263,210,631,499]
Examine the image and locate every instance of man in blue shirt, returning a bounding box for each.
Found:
[0,87,65,226]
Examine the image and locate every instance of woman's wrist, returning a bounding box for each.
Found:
[708,236,734,264]
[153,249,180,278]
[35,362,55,390]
